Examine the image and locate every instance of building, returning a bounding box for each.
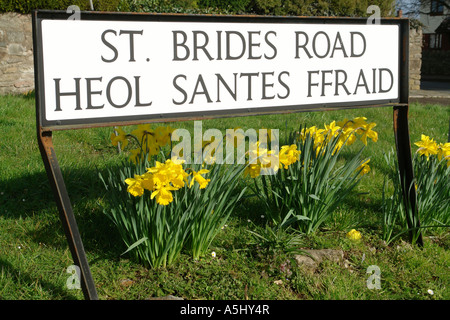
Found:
[419,0,450,79]
[421,1,450,50]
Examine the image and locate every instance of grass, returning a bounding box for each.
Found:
[0,92,449,300]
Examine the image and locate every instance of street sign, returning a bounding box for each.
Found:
[35,12,402,130]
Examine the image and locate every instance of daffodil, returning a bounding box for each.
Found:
[357,159,371,176]
[124,175,144,197]
[324,121,341,140]
[154,126,174,146]
[141,134,160,156]
[244,163,261,178]
[260,151,279,173]
[140,173,155,191]
[110,127,128,150]
[437,142,450,163]
[415,134,438,159]
[346,229,362,241]
[123,158,191,206]
[190,169,210,189]
[132,124,160,156]
[151,185,177,206]
[359,122,378,145]
[336,118,351,129]
[203,154,216,165]
[279,144,300,169]
[131,124,153,142]
[340,126,357,146]
[248,141,274,166]
[129,148,142,164]
[352,117,368,130]
[166,158,189,188]
[147,158,188,191]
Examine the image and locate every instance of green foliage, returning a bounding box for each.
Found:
[246,219,305,256]
[250,127,368,235]
[0,0,128,13]
[128,0,233,14]
[198,0,250,13]
[382,149,450,245]
[128,0,197,11]
[0,0,397,16]
[249,0,396,17]
[413,154,450,229]
[99,134,246,267]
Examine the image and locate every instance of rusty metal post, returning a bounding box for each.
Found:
[393,18,423,246]
[393,106,423,246]
[33,10,98,299]
[37,129,99,300]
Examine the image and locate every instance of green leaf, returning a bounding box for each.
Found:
[309,194,320,201]
[122,237,148,256]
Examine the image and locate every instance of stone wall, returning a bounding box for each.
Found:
[0,13,423,95]
[0,13,34,95]
[409,27,423,91]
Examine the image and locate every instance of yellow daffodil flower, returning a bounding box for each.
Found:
[131,124,153,142]
[346,229,362,241]
[244,163,261,178]
[415,134,439,159]
[324,120,341,139]
[189,169,210,189]
[129,148,142,164]
[359,122,378,145]
[154,126,174,146]
[110,127,128,150]
[437,142,450,163]
[124,175,144,197]
[151,185,177,206]
[279,144,300,169]
[139,173,155,191]
[357,159,371,176]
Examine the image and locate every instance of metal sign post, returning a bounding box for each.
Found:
[32,10,422,300]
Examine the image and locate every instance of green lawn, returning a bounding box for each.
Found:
[0,93,449,300]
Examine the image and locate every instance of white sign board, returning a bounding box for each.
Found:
[34,12,402,128]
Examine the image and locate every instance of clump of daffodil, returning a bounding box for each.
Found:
[297,117,378,156]
[243,117,377,180]
[110,124,174,164]
[346,229,362,241]
[124,157,211,206]
[415,134,450,166]
[414,135,450,168]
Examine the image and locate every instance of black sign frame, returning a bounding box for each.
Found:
[35,10,404,131]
